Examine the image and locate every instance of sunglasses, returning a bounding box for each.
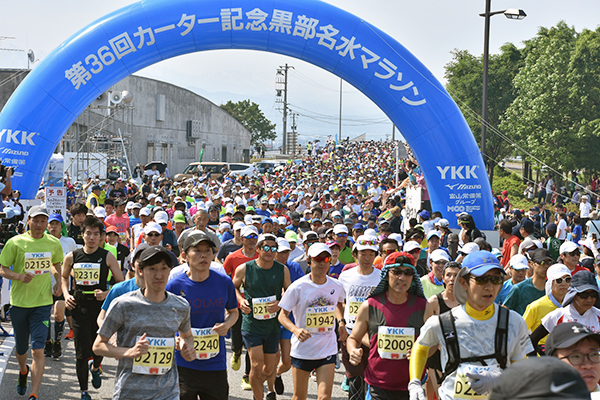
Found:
[408,248,421,254]
[243,234,258,240]
[358,239,376,246]
[555,276,572,284]
[568,250,581,257]
[389,268,415,277]
[578,291,599,299]
[233,217,244,221]
[261,245,278,252]
[470,275,504,285]
[147,232,161,237]
[382,249,397,256]
[336,233,348,238]
[312,255,331,263]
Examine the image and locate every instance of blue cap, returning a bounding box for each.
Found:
[418,210,430,220]
[462,250,504,277]
[353,223,364,230]
[262,218,273,224]
[48,213,63,223]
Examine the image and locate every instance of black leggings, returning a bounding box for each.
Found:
[71,300,103,391]
[230,314,251,375]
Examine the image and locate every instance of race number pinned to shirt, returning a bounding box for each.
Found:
[454,364,497,399]
[192,328,220,359]
[306,305,335,333]
[133,337,174,375]
[377,326,414,360]
[73,263,100,286]
[118,231,127,244]
[24,252,52,275]
[347,296,365,319]
[252,295,277,320]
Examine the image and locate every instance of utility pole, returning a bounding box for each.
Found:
[291,112,298,155]
[338,78,343,144]
[276,64,293,154]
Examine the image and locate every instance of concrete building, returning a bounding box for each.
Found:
[0,69,252,179]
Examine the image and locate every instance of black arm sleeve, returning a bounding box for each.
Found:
[529,324,550,356]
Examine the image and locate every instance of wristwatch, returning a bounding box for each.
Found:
[338,319,346,325]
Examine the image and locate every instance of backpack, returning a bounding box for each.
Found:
[437,306,509,383]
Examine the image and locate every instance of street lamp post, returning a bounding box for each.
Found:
[480,2,526,175]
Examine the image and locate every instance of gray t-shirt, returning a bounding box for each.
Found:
[98,289,191,400]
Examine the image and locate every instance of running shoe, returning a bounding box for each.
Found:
[231,352,241,371]
[81,392,92,400]
[266,392,277,400]
[89,360,102,389]
[274,375,284,395]
[28,395,37,400]
[44,341,52,357]
[52,341,62,359]
[241,375,252,390]
[65,329,74,340]
[335,353,340,369]
[310,370,317,381]
[341,376,349,392]
[17,365,29,395]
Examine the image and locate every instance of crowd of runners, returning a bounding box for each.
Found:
[1,139,600,400]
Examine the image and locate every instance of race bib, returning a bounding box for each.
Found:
[133,337,174,375]
[305,305,335,333]
[252,296,277,320]
[24,252,52,275]
[377,326,414,360]
[454,364,497,399]
[73,263,100,286]
[118,231,127,244]
[192,328,220,359]
[347,296,365,318]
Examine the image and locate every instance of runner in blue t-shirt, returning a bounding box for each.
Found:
[166,231,238,400]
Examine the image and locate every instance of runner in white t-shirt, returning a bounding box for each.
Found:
[279,243,345,400]
[337,235,381,400]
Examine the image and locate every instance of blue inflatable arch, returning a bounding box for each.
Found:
[0,0,493,229]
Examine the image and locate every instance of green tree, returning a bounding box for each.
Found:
[220,100,277,146]
[444,43,523,182]
[500,22,600,173]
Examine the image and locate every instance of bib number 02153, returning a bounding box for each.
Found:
[252,295,277,320]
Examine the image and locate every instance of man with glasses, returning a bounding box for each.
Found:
[373,238,400,270]
[222,225,259,387]
[293,231,319,274]
[545,321,600,393]
[348,251,432,400]
[334,224,354,265]
[504,248,552,316]
[233,234,291,400]
[420,249,451,299]
[337,235,382,400]
[495,254,530,305]
[216,221,245,263]
[143,222,179,268]
[404,241,428,277]
[409,250,533,400]
[559,241,589,275]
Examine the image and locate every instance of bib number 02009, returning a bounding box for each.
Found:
[132,337,174,375]
[377,326,414,360]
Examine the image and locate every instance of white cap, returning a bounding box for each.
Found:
[547,264,572,281]
[148,194,157,200]
[94,207,106,218]
[144,222,162,235]
[244,215,253,225]
[333,224,349,234]
[278,216,287,225]
[509,254,530,270]
[307,242,332,258]
[519,237,543,254]
[427,230,441,240]
[276,238,292,252]
[459,242,479,255]
[233,222,245,231]
[404,241,421,253]
[388,233,404,248]
[430,249,450,263]
[140,208,151,217]
[332,211,342,217]
[353,235,378,252]
[241,226,258,237]
[437,218,449,228]
[225,204,235,214]
[154,211,169,225]
[579,238,600,250]
[560,241,580,254]
[269,198,276,205]
[219,223,231,230]
[364,228,377,237]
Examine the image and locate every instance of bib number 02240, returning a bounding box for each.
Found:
[132,337,174,375]
[192,328,220,359]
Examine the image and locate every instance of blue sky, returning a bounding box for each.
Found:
[1,0,599,144]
